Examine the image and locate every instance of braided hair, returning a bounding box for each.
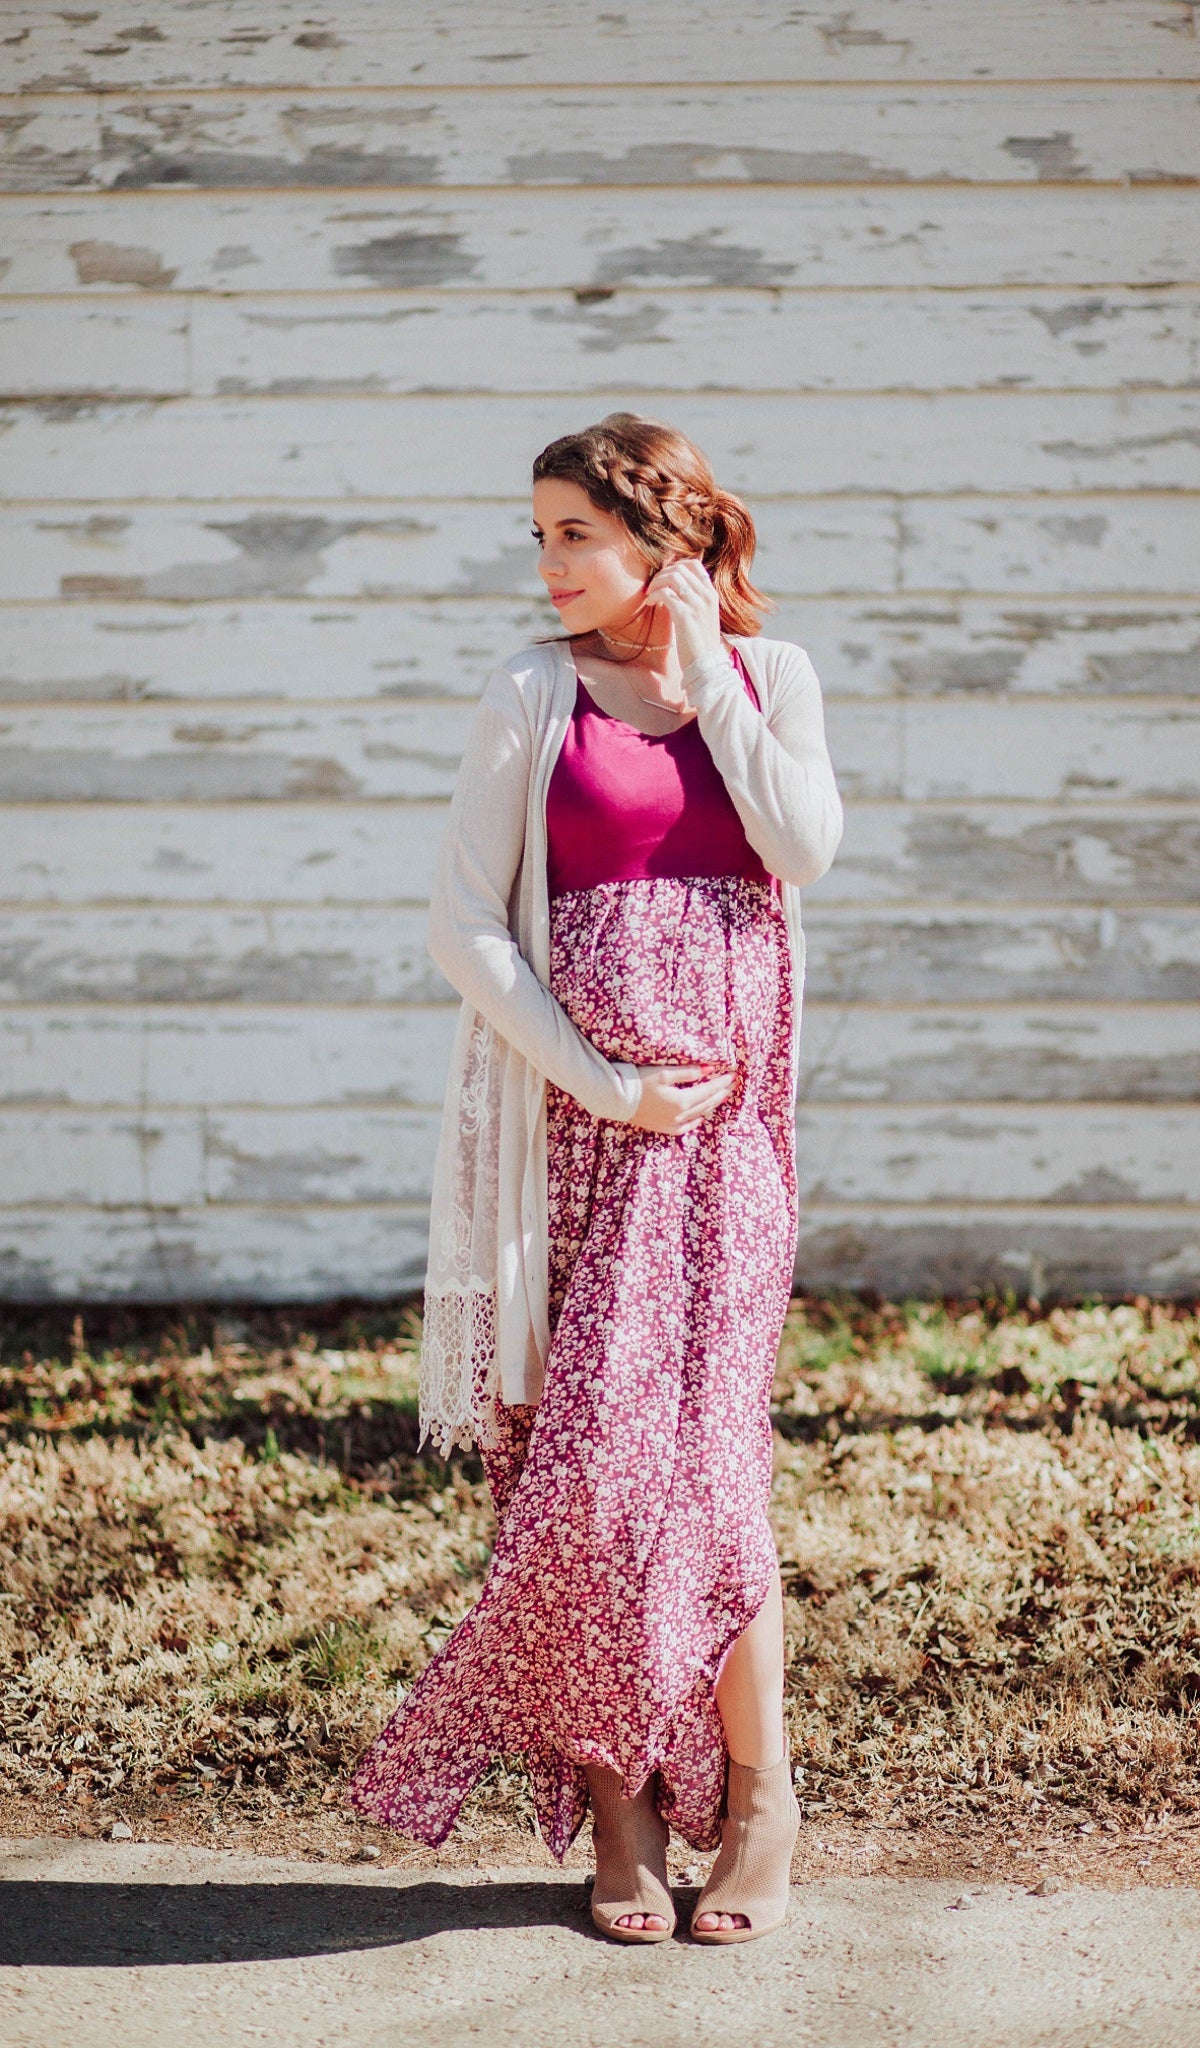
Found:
[531,412,771,638]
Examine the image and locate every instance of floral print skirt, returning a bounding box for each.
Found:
[348,875,797,1857]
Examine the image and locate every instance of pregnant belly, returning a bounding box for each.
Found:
[547,876,784,1076]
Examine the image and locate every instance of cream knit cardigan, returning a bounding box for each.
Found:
[419,632,843,1455]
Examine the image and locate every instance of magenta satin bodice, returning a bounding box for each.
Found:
[545,646,774,898]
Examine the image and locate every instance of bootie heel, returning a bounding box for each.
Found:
[585,1764,676,1944]
[690,1755,800,1945]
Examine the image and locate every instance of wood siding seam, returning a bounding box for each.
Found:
[2,7,1195,1293]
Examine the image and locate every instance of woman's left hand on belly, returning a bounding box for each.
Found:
[628,1060,736,1135]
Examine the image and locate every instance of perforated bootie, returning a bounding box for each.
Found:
[585,1764,676,1944]
[690,1755,800,1944]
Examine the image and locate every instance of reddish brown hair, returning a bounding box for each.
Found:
[531,412,771,637]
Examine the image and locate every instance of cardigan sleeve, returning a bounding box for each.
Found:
[426,663,644,1123]
[680,641,844,887]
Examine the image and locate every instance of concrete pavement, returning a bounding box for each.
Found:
[2,1836,1199,2048]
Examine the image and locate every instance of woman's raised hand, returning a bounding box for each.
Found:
[629,1062,736,1134]
[642,555,724,673]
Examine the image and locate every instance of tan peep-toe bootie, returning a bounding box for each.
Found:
[690,1755,800,1945]
[585,1764,676,1944]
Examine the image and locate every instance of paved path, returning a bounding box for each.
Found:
[2,1837,1200,2048]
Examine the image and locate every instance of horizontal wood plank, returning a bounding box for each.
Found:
[795,1103,1200,1206]
[824,803,1200,904]
[8,289,1200,399]
[898,499,1200,596]
[7,3,1197,90]
[1,905,1196,1005]
[204,1105,438,1196]
[7,392,1200,498]
[3,1200,1194,1303]
[1,1100,1192,1208]
[798,1003,1200,1104]
[810,599,1200,700]
[5,800,1198,907]
[0,1202,432,1300]
[1,803,445,903]
[806,906,1200,1001]
[1,597,1196,704]
[0,703,472,802]
[0,906,442,1004]
[5,85,1199,195]
[0,301,190,395]
[0,1005,458,1108]
[898,702,1200,803]
[793,1207,1200,1298]
[0,1109,203,1204]
[203,1107,440,1204]
[4,1001,1194,1108]
[3,188,1196,294]
[1,500,901,601]
[1,698,1197,805]
[0,598,554,702]
[0,696,923,803]
[9,498,1200,602]
[191,287,1200,399]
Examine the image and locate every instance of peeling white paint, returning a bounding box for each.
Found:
[4,3,1197,91]
[3,189,1198,296]
[1,6,1196,1297]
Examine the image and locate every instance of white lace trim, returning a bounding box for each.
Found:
[419,1003,505,1455]
[419,1282,501,1456]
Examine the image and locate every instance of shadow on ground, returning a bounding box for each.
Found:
[0,1877,591,1968]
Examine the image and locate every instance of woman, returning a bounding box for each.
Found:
[350,413,843,1945]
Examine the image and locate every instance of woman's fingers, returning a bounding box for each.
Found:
[646,558,715,600]
[669,1077,735,1125]
[629,1060,737,1133]
[673,1086,732,1114]
[642,556,722,670]
[676,1074,735,1099]
[678,1074,734,1100]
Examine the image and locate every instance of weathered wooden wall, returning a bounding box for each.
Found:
[1,1,1197,1302]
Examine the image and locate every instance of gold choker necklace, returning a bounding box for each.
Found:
[598,625,671,654]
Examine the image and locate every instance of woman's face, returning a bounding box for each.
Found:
[531,477,656,637]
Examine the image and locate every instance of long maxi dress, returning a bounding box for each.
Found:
[349,649,798,1858]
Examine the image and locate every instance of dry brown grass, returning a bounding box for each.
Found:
[771,1298,1200,1828]
[2,1294,1199,1873]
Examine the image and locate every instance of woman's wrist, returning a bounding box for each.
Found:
[611,1058,644,1118]
[680,645,740,707]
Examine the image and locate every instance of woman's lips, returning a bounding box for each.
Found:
[549,590,584,607]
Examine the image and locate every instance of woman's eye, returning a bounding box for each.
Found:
[530,530,544,547]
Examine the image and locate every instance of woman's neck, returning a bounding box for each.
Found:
[614,644,684,689]
[591,605,685,687]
